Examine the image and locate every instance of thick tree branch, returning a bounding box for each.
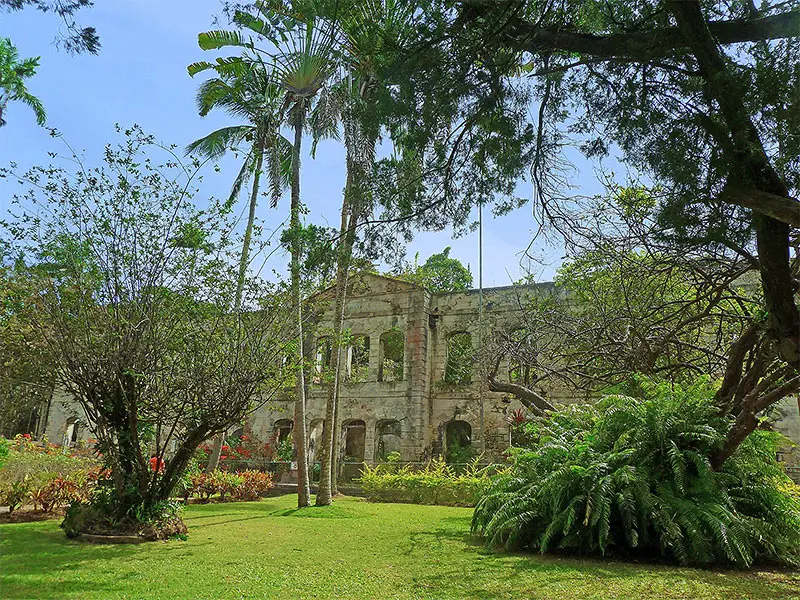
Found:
[487,372,555,415]
[719,187,800,228]
[482,7,800,61]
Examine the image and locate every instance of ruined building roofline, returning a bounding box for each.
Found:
[434,280,558,297]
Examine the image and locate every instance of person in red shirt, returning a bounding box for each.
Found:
[149,456,165,473]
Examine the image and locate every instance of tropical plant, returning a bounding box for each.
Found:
[401,247,473,293]
[386,2,800,450]
[196,4,338,508]
[0,37,45,128]
[188,54,292,474]
[472,378,800,567]
[360,457,496,507]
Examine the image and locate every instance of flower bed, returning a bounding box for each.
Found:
[178,468,273,503]
[0,434,103,521]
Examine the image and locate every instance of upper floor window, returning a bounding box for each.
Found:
[379,330,404,382]
[346,334,370,382]
[444,332,472,384]
[314,337,333,383]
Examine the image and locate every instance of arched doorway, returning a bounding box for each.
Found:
[340,419,366,483]
[444,420,472,464]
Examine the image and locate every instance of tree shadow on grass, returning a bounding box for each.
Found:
[0,522,140,600]
[267,505,368,519]
[408,521,800,600]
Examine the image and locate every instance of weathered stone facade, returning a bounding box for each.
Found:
[38,273,800,471]
[250,274,573,464]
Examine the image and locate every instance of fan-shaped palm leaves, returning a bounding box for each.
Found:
[0,37,45,128]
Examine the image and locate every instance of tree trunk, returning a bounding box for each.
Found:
[206,151,264,474]
[316,171,355,506]
[291,113,311,508]
[235,150,263,309]
[204,433,224,474]
[667,0,800,465]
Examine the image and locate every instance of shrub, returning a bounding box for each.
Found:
[360,458,496,507]
[1,478,31,514]
[187,469,272,502]
[0,440,100,513]
[190,472,218,502]
[472,379,800,567]
[230,470,273,501]
[211,470,243,502]
[62,494,187,541]
[0,437,9,469]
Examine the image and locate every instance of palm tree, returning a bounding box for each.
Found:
[197,10,336,507]
[0,37,45,128]
[311,0,414,505]
[187,58,291,472]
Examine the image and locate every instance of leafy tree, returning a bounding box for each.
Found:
[0,37,45,128]
[403,247,473,293]
[387,1,800,460]
[1,127,293,530]
[483,191,799,466]
[1,0,99,54]
[304,0,415,505]
[0,259,55,437]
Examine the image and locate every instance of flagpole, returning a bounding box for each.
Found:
[478,201,485,455]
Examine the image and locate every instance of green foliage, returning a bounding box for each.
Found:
[0,440,103,514]
[360,458,496,507]
[3,126,294,524]
[187,469,273,503]
[379,329,404,381]
[0,37,45,127]
[0,436,8,469]
[472,378,800,567]
[402,247,473,293]
[443,332,472,385]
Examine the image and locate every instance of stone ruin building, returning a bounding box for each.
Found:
[36,273,800,473]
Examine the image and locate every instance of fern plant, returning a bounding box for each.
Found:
[472,378,800,567]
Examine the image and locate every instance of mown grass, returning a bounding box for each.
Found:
[1,495,798,599]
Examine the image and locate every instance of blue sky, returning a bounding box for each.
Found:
[0,1,607,286]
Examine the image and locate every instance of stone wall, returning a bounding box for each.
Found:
[37,273,800,468]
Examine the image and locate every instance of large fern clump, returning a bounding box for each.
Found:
[472,378,800,567]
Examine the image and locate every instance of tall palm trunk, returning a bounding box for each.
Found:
[316,169,355,505]
[206,150,264,474]
[290,111,312,507]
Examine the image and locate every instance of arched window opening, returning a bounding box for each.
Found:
[227,426,245,446]
[444,420,472,464]
[444,332,472,385]
[273,419,293,445]
[375,420,402,462]
[346,335,370,382]
[379,331,404,382]
[314,337,333,383]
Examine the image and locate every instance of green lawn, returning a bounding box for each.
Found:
[1,495,798,600]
